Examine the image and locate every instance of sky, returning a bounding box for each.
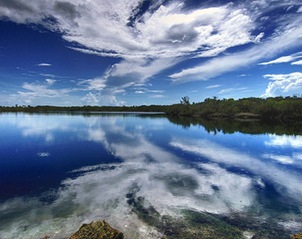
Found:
[0,0,302,106]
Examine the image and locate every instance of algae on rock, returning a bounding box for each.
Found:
[69,220,123,239]
[292,232,302,239]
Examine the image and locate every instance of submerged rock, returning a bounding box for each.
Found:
[292,232,302,239]
[69,220,123,239]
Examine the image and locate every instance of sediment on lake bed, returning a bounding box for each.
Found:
[39,216,299,239]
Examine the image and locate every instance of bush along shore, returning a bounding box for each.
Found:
[2,96,302,122]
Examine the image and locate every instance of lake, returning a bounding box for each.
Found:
[1,113,302,239]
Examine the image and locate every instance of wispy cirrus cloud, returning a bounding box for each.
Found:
[206,84,221,89]
[218,87,249,95]
[150,94,164,99]
[291,60,302,65]
[259,51,302,65]
[37,63,52,67]
[169,19,302,83]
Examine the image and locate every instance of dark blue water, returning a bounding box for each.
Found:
[0,113,302,239]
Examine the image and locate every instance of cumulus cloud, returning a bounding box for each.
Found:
[262,72,302,97]
[79,77,127,106]
[82,92,100,105]
[264,135,302,148]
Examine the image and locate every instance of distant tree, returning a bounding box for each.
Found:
[180,96,190,105]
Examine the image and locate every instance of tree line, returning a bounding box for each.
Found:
[1,96,302,121]
[166,96,302,121]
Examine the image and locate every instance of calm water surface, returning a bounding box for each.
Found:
[0,113,302,239]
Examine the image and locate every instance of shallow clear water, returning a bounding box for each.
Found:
[0,113,302,239]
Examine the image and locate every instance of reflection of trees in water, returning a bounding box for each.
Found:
[167,116,302,135]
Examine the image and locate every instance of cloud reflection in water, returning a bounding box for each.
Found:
[1,114,302,238]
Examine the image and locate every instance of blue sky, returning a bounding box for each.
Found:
[0,0,302,106]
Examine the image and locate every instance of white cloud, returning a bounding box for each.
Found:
[37,63,52,67]
[259,51,302,65]
[107,57,182,88]
[135,4,255,58]
[262,154,294,164]
[292,60,302,65]
[264,135,302,148]
[1,0,302,99]
[262,72,302,97]
[68,47,122,58]
[218,87,247,95]
[0,0,256,59]
[135,90,144,94]
[37,152,50,157]
[262,152,302,165]
[79,77,107,91]
[293,153,302,160]
[15,79,73,105]
[0,0,261,86]
[150,94,164,98]
[20,82,64,97]
[45,79,56,85]
[259,56,296,65]
[82,92,100,105]
[206,84,221,89]
[254,32,265,43]
[78,76,128,105]
[169,18,302,83]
